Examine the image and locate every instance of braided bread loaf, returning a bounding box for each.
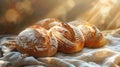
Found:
[16,18,105,57]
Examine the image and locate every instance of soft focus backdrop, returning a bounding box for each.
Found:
[0,0,120,34]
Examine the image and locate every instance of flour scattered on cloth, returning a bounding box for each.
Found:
[0,28,120,67]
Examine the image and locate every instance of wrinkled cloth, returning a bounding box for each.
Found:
[0,28,120,67]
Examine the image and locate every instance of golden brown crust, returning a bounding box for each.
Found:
[77,23,105,48]
[35,18,62,30]
[49,23,85,53]
[16,18,106,57]
[16,27,58,57]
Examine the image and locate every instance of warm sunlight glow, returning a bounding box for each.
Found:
[46,57,52,62]
[46,0,75,20]
[5,9,20,23]
[74,0,120,30]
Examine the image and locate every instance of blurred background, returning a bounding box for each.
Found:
[0,0,120,34]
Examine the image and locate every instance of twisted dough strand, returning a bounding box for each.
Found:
[49,23,85,53]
